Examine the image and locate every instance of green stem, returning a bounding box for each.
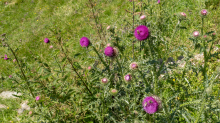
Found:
[195,96,206,123]
[92,46,110,73]
[115,57,123,76]
[168,20,180,52]
[147,41,158,94]
[202,17,204,35]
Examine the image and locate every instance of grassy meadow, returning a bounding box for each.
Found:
[0,0,220,122]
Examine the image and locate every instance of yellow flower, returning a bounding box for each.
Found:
[7,107,9,109]
[173,79,175,82]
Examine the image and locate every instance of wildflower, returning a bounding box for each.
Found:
[13,59,16,63]
[193,31,199,37]
[35,96,40,101]
[88,66,91,70]
[7,107,9,109]
[101,78,108,84]
[140,15,146,21]
[49,45,53,48]
[134,25,149,41]
[106,43,111,47]
[201,9,208,16]
[44,38,50,43]
[4,55,9,60]
[124,74,132,82]
[29,111,33,115]
[9,75,12,78]
[110,89,118,96]
[130,62,138,70]
[80,37,90,47]
[106,26,111,30]
[104,46,118,57]
[157,0,160,4]
[180,12,186,17]
[142,96,162,114]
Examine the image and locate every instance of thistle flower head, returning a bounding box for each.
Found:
[110,89,118,96]
[101,78,108,84]
[44,38,50,43]
[35,96,40,101]
[201,9,208,16]
[9,75,12,78]
[130,62,138,70]
[49,45,53,49]
[193,31,199,37]
[13,59,16,63]
[142,96,161,114]
[124,74,132,82]
[157,0,160,4]
[104,46,118,57]
[4,55,9,60]
[80,37,90,47]
[88,66,92,70]
[134,25,149,41]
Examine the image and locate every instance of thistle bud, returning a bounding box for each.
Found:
[101,78,108,84]
[193,31,199,37]
[110,89,118,96]
[130,62,138,70]
[124,74,132,82]
[140,15,146,21]
[201,9,208,16]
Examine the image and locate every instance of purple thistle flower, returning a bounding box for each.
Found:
[134,25,149,41]
[4,55,9,60]
[80,37,90,47]
[201,9,207,16]
[36,96,40,101]
[157,0,160,4]
[142,96,159,114]
[130,62,138,70]
[124,74,132,82]
[9,75,12,78]
[44,38,50,43]
[104,46,115,57]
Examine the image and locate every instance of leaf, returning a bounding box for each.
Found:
[180,99,202,107]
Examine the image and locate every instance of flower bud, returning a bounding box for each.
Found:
[13,59,16,63]
[140,15,146,21]
[201,9,208,16]
[130,62,138,70]
[193,31,199,37]
[35,96,40,101]
[107,26,111,30]
[124,74,132,82]
[110,89,118,96]
[88,66,92,70]
[49,45,53,48]
[101,78,108,84]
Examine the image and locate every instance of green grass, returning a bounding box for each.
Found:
[0,0,219,122]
